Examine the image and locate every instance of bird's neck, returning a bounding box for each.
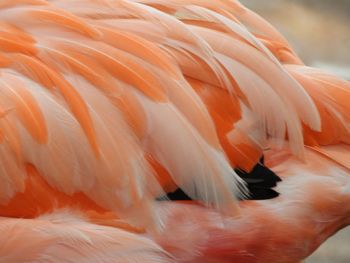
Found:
[306,215,349,255]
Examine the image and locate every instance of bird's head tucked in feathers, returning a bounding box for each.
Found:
[0,0,349,263]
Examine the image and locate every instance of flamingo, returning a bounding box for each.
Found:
[0,0,349,262]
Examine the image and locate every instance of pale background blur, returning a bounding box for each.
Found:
[241,1,350,262]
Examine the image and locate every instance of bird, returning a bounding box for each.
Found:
[0,0,349,262]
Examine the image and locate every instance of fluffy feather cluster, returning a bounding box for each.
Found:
[0,1,350,262]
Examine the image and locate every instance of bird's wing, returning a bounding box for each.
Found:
[0,0,261,227]
[0,0,347,228]
[286,65,350,145]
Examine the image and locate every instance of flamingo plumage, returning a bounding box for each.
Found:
[0,0,349,262]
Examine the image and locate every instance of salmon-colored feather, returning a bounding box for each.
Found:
[0,211,173,263]
[0,32,37,55]
[8,53,101,156]
[0,0,349,262]
[0,72,47,144]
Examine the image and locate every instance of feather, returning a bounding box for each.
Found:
[0,211,173,263]
[286,65,350,145]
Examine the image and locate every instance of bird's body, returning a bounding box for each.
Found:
[155,147,350,263]
[0,0,349,262]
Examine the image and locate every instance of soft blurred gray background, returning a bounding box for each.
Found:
[241,1,350,262]
[242,0,350,79]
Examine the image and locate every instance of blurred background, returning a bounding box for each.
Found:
[241,1,350,262]
[242,0,350,79]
